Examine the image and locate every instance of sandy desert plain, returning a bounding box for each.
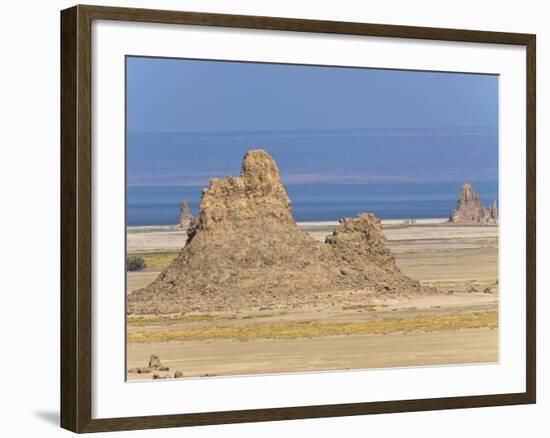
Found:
[126,218,498,380]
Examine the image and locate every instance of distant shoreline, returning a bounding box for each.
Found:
[126,218,451,233]
[127,180,498,229]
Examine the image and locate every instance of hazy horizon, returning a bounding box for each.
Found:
[127,126,498,186]
[127,57,498,187]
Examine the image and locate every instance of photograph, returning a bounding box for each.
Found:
[125,56,500,381]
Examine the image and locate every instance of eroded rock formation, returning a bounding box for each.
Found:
[128,149,432,314]
[177,199,192,229]
[449,183,498,225]
[127,353,169,374]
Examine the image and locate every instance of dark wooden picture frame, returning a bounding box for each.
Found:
[61,4,536,433]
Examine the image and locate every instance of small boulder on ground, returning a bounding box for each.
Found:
[149,354,168,370]
[128,354,169,375]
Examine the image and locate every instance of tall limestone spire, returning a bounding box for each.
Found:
[129,149,433,315]
[449,183,498,225]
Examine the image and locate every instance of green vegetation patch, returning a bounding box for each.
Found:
[342,304,390,311]
[127,251,179,270]
[127,314,218,327]
[126,256,146,272]
[127,312,282,327]
[127,311,498,344]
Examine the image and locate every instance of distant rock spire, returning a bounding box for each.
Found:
[177,199,192,229]
[489,200,498,221]
[449,183,498,225]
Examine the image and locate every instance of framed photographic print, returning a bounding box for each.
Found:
[60,4,536,433]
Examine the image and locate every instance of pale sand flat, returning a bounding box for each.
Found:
[125,220,499,379]
[127,328,498,380]
[126,222,498,253]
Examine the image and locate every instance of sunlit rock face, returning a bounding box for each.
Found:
[450,183,498,225]
[128,149,433,315]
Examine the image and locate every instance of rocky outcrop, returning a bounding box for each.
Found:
[325,214,415,292]
[449,183,498,225]
[177,199,192,229]
[489,200,498,222]
[128,150,433,315]
[128,354,169,374]
[148,354,166,370]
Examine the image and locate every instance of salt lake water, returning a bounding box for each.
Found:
[126,181,498,226]
[126,128,498,225]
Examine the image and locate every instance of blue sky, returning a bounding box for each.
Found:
[126,56,498,134]
[126,56,499,185]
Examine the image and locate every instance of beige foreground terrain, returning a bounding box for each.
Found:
[126,220,498,380]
